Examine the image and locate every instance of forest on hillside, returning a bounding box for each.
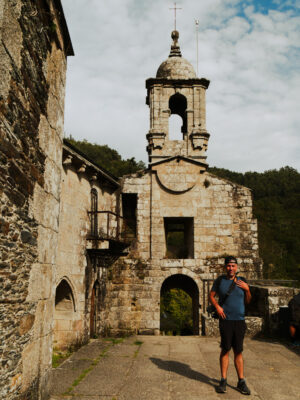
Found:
[66,137,300,283]
[209,166,300,282]
[65,137,146,177]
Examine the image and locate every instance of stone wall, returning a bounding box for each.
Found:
[55,144,119,348]
[202,285,300,337]
[248,285,300,334]
[101,166,262,335]
[120,167,261,271]
[201,315,263,338]
[0,1,72,398]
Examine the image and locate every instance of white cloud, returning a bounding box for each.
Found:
[61,0,300,172]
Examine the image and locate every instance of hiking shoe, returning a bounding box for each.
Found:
[291,341,300,346]
[216,378,227,393]
[237,379,251,395]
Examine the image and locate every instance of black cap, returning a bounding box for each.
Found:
[224,256,237,265]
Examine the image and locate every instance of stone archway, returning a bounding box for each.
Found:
[54,279,76,349]
[160,274,199,335]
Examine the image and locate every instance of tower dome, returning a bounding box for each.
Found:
[156,30,196,79]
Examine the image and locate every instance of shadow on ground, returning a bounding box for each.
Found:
[150,357,250,394]
[150,357,218,387]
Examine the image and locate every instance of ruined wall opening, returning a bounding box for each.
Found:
[90,280,100,338]
[168,93,187,140]
[122,193,137,240]
[54,279,76,349]
[160,274,199,335]
[164,217,194,259]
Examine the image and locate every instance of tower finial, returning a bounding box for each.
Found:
[169,30,182,57]
[169,2,182,31]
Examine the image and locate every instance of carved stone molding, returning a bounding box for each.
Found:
[190,130,210,151]
[146,131,166,152]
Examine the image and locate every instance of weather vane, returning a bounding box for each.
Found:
[169,2,182,31]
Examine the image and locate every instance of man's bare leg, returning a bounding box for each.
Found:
[234,351,244,379]
[220,349,230,378]
[289,325,296,339]
[216,349,230,393]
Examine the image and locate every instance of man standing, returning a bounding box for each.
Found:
[209,256,251,395]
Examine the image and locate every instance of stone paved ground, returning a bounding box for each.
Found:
[49,336,300,400]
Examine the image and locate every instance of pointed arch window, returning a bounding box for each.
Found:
[55,279,75,312]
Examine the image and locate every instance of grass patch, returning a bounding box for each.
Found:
[52,338,87,369]
[72,367,93,387]
[63,337,127,394]
[133,339,143,358]
[52,350,72,368]
[104,337,125,345]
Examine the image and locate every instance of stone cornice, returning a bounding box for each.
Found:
[52,0,74,56]
[146,77,210,89]
[63,140,120,188]
[149,155,208,169]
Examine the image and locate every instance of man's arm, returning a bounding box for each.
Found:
[236,280,252,304]
[209,290,226,319]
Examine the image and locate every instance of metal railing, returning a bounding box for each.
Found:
[87,211,135,244]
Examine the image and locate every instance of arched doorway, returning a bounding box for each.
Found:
[54,279,76,349]
[160,274,199,335]
[90,280,100,338]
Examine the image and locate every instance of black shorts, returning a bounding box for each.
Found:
[219,319,246,353]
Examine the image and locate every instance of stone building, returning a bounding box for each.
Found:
[54,140,120,349]
[1,3,298,400]
[0,1,73,399]
[100,31,262,336]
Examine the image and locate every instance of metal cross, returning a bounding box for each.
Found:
[169,3,182,31]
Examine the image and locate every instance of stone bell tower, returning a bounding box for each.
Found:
[146,30,210,165]
[102,28,262,337]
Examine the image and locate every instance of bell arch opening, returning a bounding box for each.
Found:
[169,114,183,140]
[168,93,187,140]
[160,274,199,335]
[54,279,76,349]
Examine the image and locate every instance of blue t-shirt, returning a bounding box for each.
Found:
[211,275,246,321]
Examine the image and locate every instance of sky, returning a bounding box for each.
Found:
[61,0,300,173]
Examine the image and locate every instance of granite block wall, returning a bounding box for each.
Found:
[0,1,71,398]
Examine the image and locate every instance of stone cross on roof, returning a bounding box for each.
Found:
[169,2,182,30]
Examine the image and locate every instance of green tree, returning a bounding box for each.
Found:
[209,166,300,281]
[65,136,145,177]
[160,289,193,335]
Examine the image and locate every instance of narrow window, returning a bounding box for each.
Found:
[164,217,194,259]
[122,193,137,240]
[91,189,98,237]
